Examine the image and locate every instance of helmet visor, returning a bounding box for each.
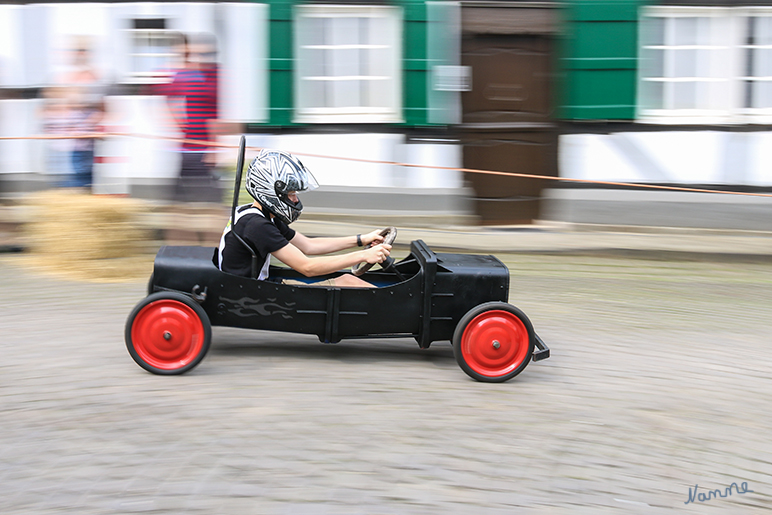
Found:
[275,170,318,195]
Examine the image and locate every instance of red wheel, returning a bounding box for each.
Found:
[453,302,534,383]
[125,292,211,375]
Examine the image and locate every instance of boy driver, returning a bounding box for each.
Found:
[217,149,391,288]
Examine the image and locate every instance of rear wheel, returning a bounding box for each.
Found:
[453,302,534,383]
[125,292,211,375]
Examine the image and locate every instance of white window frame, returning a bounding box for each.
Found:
[124,23,184,85]
[638,6,740,124]
[738,7,772,122]
[293,4,403,124]
[638,6,772,125]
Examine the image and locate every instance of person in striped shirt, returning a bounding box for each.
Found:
[164,33,220,203]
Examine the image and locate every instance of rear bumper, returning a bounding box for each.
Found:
[533,333,550,362]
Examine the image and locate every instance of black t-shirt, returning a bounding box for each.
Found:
[219,204,296,278]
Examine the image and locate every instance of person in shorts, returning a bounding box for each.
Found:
[217,149,390,288]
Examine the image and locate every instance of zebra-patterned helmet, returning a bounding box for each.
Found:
[245,149,319,224]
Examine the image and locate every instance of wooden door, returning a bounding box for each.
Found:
[461,8,558,225]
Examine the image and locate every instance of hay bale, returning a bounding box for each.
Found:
[21,189,155,282]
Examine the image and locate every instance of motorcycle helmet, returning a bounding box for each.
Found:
[245,149,319,224]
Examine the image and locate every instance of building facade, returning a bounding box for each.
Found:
[1,0,771,226]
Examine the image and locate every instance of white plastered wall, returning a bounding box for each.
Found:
[226,134,463,190]
[559,132,772,187]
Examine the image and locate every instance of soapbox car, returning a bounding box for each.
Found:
[124,137,550,382]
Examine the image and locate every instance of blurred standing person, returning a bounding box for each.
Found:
[40,86,74,184]
[59,41,105,190]
[163,33,220,203]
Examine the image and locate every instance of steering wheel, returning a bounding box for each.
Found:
[352,227,397,277]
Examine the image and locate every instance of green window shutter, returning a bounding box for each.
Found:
[397,0,431,126]
[559,0,645,120]
[267,0,296,127]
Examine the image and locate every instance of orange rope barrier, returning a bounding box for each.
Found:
[3,131,772,198]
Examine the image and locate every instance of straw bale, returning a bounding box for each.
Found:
[20,189,155,282]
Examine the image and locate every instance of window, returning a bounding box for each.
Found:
[741,13,772,113]
[638,7,772,124]
[294,5,402,123]
[126,19,183,84]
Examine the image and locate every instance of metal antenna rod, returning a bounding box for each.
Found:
[231,135,246,225]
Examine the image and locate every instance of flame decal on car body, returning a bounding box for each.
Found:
[219,296,296,319]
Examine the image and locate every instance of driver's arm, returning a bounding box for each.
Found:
[272,241,390,277]
[290,229,384,256]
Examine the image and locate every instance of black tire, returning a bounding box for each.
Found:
[125,292,212,375]
[452,302,535,383]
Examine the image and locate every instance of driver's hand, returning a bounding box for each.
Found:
[364,243,391,264]
[361,229,385,247]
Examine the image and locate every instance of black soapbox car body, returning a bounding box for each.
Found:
[124,137,550,382]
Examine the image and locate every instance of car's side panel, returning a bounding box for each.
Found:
[152,245,424,342]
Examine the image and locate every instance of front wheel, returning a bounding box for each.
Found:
[452,302,534,383]
[125,292,212,375]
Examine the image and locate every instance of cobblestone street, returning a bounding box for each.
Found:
[1,252,770,514]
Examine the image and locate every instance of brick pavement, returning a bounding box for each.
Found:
[1,253,770,514]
